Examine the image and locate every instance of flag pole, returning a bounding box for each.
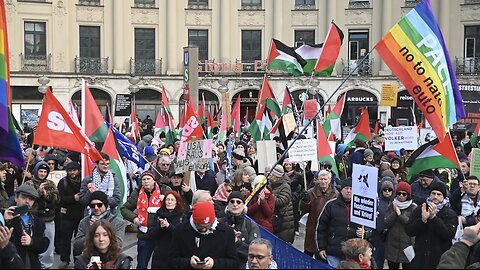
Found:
[247,47,375,204]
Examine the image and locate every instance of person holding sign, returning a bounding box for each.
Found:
[405,182,457,268]
[316,178,370,268]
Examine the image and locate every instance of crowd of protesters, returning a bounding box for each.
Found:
[1,116,480,269]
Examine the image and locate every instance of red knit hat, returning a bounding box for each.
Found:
[192,201,216,224]
[395,181,412,199]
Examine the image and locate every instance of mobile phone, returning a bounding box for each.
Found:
[90,256,101,263]
[196,260,206,265]
[13,205,29,216]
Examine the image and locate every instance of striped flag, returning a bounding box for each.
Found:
[375,0,465,142]
[344,107,371,147]
[313,22,344,76]
[267,39,306,76]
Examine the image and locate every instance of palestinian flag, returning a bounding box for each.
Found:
[267,39,306,76]
[471,121,480,147]
[83,80,108,143]
[344,107,371,147]
[405,133,460,180]
[313,21,344,76]
[218,110,227,144]
[154,111,166,138]
[317,120,339,176]
[249,103,267,142]
[323,93,346,140]
[199,94,206,125]
[295,43,323,75]
[258,76,282,118]
[207,110,214,139]
[102,127,128,216]
[231,97,241,137]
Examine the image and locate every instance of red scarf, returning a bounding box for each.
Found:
[137,183,163,228]
[345,259,371,269]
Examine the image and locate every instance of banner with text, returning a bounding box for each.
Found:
[351,164,378,229]
[257,140,277,174]
[384,126,418,151]
[380,84,398,107]
[287,139,317,162]
[176,139,213,173]
[471,148,480,178]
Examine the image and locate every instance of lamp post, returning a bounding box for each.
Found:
[128,76,140,117]
[37,76,50,94]
[218,77,231,129]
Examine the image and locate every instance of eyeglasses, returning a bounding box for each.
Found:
[322,164,332,169]
[248,254,267,261]
[89,203,104,209]
[160,163,170,166]
[229,199,243,205]
[382,188,393,192]
[397,192,408,197]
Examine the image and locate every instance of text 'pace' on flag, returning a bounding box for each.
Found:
[374,0,465,142]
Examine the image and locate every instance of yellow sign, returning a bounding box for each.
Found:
[380,84,398,106]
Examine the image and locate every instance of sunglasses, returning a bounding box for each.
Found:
[229,199,243,205]
[382,188,393,192]
[397,192,408,197]
[160,163,170,166]
[322,165,332,169]
[89,203,104,209]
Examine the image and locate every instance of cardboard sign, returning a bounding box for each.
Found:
[471,148,480,178]
[384,126,418,151]
[287,139,317,162]
[47,170,67,186]
[380,84,398,106]
[175,139,213,173]
[282,113,297,136]
[257,140,277,173]
[351,164,378,229]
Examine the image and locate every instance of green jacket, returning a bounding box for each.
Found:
[437,241,470,269]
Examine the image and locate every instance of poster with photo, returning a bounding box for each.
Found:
[21,109,39,127]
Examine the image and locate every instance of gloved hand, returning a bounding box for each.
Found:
[300,190,309,203]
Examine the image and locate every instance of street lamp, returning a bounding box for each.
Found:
[38,76,50,94]
[217,77,231,128]
[128,76,140,118]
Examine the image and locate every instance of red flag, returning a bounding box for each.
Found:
[326,104,331,117]
[199,94,206,120]
[34,89,102,161]
[179,107,185,129]
[130,109,140,142]
[374,120,379,134]
[154,112,166,129]
[231,97,241,135]
[84,83,108,142]
[304,99,319,120]
[181,103,204,142]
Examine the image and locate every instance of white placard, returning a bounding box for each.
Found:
[384,126,418,151]
[351,164,378,229]
[257,140,277,173]
[47,170,67,186]
[287,139,317,162]
[419,127,436,145]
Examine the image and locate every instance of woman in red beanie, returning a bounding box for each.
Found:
[384,181,417,269]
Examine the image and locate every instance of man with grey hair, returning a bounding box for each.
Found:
[192,189,213,205]
[300,170,338,258]
[246,238,277,269]
[151,156,173,185]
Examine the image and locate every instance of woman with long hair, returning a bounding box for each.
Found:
[151,191,187,269]
[74,220,132,269]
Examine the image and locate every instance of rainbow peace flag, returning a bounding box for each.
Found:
[375,0,465,142]
[0,0,24,165]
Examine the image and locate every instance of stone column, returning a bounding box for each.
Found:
[378,0,392,75]
[112,0,125,73]
[159,0,167,74]
[166,0,178,74]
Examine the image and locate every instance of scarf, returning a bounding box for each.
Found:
[393,198,413,210]
[212,183,230,202]
[345,259,371,269]
[426,197,450,213]
[92,168,115,197]
[461,193,480,217]
[285,170,294,177]
[137,183,163,233]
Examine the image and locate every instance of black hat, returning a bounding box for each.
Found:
[430,181,447,198]
[169,171,184,178]
[64,162,81,170]
[227,191,245,204]
[340,178,352,190]
[90,191,109,207]
[67,152,80,163]
[418,169,434,179]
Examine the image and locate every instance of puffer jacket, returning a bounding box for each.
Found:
[383,201,417,263]
[270,176,295,243]
[247,187,275,232]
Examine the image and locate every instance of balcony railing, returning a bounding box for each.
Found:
[134,0,156,8]
[78,0,100,6]
[455,57,480,75]
[18,0,51,2]
[295,4,316,10]
[404,0,421,7]
[465,0,480,4]
[241,4,262,10]
[342,58,374,76]
[75,57,109,74]
[20,53,52,72]
[129,58,162,75]
[348,1,370,9]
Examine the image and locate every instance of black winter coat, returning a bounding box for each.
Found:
[0,241,23,269]
[270,176,295,243]
[405,204,457,269]
[220,213,260,264]
[151,208,187,269]
[170,219,239,269]
[316,195,366,258]
[57,176,83,220]
[7,214,49,269]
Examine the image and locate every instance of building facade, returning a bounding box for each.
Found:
[5,0,480,134]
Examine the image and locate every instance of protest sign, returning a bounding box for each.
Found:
[257,140,277,173]
[47,170,67,186]
[384,126,418,151]
[380,84,398,106]
[351,164,378,229]
[471,148,480,178]
[175,139,213,173]
[287,139,317,163]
